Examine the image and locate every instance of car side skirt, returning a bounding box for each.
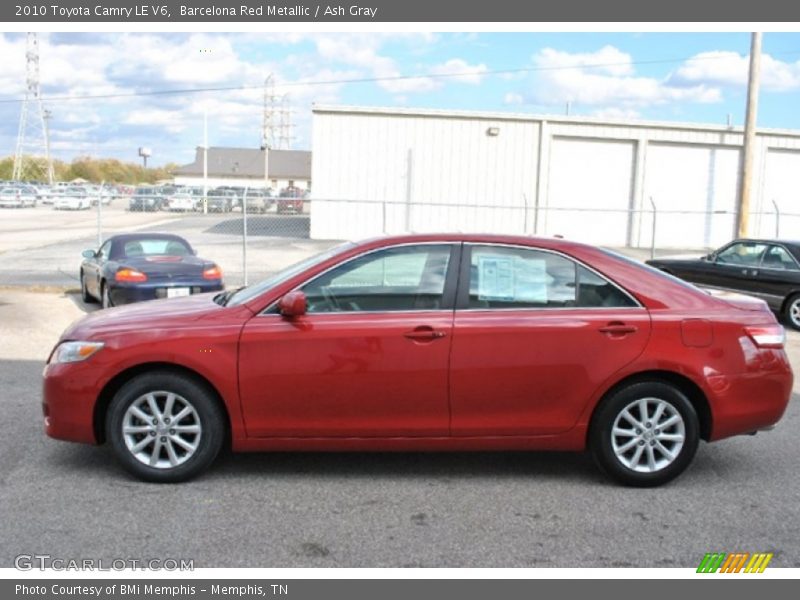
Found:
[231,430,588,453]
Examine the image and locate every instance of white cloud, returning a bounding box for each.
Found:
[123,109,187,134]
[591,107,641,119]
[429,58,488,85]
[504,92,524,105]
[671,51,800,92]
[527,46,722,110]
[535,46,635,77]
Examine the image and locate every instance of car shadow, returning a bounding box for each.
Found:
[50,443,605,486]
[64,291,102,314]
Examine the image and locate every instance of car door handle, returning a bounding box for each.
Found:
[598,322,638,335]
[404,327,446,341]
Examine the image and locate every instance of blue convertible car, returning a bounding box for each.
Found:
[80,233,224,308]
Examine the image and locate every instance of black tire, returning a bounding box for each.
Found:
[80,271,95,303]
[106,371,226,483]
[783,293,800,331]
[589,381,699,487]
[101,282,112,309]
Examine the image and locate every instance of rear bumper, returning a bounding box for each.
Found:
[707,348,793,441]
[109,281,223,306]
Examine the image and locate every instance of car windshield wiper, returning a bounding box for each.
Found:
[215,287,244,306]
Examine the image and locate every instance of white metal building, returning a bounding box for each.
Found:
[310,105,800,248]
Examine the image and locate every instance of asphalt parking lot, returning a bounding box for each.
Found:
[0,288,799,568]
[0,202,334,289]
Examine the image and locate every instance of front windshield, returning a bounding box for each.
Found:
[226,242,356,306]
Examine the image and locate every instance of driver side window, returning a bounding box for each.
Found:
[301,245,452,313]
[716,242,767,266]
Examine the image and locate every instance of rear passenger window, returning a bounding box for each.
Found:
[467,246,636,309]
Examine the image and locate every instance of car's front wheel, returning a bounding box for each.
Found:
[101,282,112,309]
[80,271,95,303]
[590,381,699,487]
[106,372,226,483]
[783,294,800,331]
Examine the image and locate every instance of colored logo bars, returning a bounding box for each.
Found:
[697,553,773,573]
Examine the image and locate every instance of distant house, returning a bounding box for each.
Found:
[173,147,311,191]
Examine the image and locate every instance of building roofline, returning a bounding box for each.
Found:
[311,104,800,139]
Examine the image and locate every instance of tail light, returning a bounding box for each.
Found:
[745,324,785,349]
[115,268,147,282]
[203,265,222,280]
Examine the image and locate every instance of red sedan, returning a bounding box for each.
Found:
[42,234,793,486]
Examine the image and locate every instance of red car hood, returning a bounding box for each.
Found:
[61,292,253,340]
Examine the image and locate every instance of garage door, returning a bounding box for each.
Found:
[544,138,634,246]
[643,144,739,248]
[759,150,800,239]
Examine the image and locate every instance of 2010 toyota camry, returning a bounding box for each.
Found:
[43,234,793,486]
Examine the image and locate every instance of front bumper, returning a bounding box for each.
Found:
[42,360,104,444]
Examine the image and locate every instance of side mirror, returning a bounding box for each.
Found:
[705,252,716,262]
[81,249,97,259]
[278,291,307,318]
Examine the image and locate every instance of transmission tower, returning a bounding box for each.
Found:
[261,74,295,151]
[13,33,54,184]
[277,95,295,150]
[261,75,278,151]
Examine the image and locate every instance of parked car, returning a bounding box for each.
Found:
[129,187,163,212]
[44,234,792,485]
[276,186,304,214]
[647,239,800,330]
[243,189,272,213]
[167,192,198,212]
[0,185,37,208]
[78,233,223,309]
[206,189,235,213]
[54,189,92,210]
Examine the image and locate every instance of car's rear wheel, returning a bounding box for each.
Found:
[783,294,800,331]
[590,381,699,487]
[106,372,225,483]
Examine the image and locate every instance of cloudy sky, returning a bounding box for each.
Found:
[1,32,799,167]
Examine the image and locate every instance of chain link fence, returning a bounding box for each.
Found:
[3,188,796,289]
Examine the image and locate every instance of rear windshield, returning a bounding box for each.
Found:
[121,239,192,257]
[598,248,704,293]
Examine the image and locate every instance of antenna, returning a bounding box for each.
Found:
[13,33,54,184]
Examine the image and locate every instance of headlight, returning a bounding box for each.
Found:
[50,341,105,364]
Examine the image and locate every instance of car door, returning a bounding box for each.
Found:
[449,244,651,436]
[703,240,768,295]
[238,243,459,438]
[85,240,112,298]
[749,243,800,310]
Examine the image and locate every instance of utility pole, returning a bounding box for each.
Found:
[13,33,54,184]
[737,32,762,238]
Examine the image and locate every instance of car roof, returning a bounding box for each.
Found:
[107,233,191,244]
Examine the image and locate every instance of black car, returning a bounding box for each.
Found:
[647,238,800,329]
[80,233,224,308]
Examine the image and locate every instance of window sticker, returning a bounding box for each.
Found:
[513,257,548,303]
[477,255,548,303]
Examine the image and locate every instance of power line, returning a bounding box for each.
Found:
[1,49,799,105]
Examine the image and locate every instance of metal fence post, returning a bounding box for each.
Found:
[772,198,780,239]
[96,180,104,246]
[242,187,249,287]
[649,196,657,260]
